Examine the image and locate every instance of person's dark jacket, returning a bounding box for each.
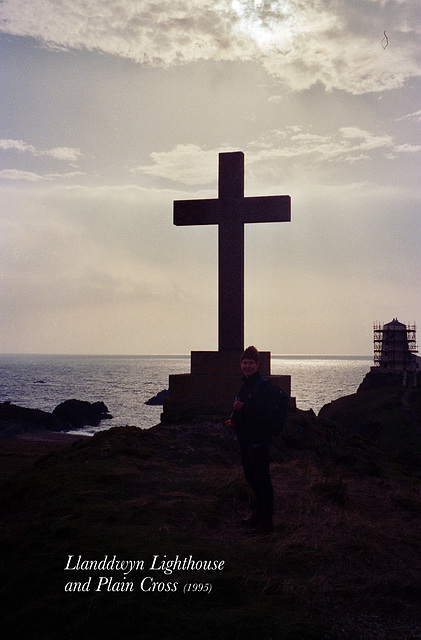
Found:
[234,371,275,446]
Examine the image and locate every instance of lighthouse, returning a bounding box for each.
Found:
[373,319,421,384]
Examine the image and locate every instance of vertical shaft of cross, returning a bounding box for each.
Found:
[218,219,244,351]
[218,152,245,351]
[173,150,291,355]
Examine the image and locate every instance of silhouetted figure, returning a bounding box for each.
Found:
[229,346,288,534]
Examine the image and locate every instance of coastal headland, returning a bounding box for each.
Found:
[1,387,420,640]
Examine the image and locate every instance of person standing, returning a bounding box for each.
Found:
[230,346,279,534]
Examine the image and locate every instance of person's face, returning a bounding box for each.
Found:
[241,358,258,378]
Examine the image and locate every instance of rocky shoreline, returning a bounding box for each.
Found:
[0,399,112,436]
[3,367,421,473]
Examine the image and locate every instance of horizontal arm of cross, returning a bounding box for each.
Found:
[242,195,291,224]
[174,195,291,226]
[174,199,220,226]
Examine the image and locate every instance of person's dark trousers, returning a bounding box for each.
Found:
[239,440,274,520]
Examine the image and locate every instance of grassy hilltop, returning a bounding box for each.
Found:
[0,407,420,640]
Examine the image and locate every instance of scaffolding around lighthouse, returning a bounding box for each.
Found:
[373,318,419,373]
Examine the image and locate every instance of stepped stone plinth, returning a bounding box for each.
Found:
[161,351,291,423]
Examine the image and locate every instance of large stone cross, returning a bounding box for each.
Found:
[174,151,291,352]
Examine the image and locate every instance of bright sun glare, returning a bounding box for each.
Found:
[231,0,294,50]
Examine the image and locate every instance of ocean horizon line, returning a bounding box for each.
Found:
[0,352,373,360]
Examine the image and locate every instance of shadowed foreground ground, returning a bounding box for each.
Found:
[0,419,420,640]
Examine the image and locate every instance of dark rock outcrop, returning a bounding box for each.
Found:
[145,389,169,405]
[357,369,405,393]
[0,400,112,435]
[0,403,65,435]
[52,400,112,428]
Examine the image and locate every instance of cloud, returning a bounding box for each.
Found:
[0,0,419,94]
[131,143,237,185]
[396,109,421,123]
[0,139,37,153]
[45,147,83,162]
[392,143,421,154]
[251,125,418,163]
[0,138,83,162]
[0,0,239,63]
[45,171,86,179]
[0,139,85,183]
[0,169,86,182]
[0,169,49,181]
[135,126,420,186]
[262,27,420,94]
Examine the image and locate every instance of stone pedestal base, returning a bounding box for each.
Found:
[161,351,291,423]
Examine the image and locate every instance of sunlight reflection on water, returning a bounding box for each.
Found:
[272,357,371,412]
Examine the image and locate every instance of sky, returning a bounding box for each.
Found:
[0,0,420,356]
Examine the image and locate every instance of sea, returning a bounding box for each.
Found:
[0,354,372,435]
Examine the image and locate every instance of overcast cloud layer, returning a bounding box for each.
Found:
[0,0,420,355]
[1,0,420,93]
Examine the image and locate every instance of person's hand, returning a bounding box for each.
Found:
[233,400,244,411]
